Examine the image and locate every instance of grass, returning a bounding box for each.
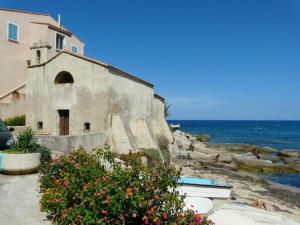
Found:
[4,115,25,126]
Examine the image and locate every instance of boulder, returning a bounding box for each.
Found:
[233,155,300,173]
[283,157,300,165]
[262,153,281,163]
[195,134,210,142]
[225,144,278,154]
[221,155,233,164]
[278,149,300,158]
[233,155,273,168]
[175,149,189,160]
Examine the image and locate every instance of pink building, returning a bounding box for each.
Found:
[0,8,84,119]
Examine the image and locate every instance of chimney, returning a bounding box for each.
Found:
[58,14,61,28]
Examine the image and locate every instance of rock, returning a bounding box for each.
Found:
[283,157,300,165]
[233,155,273,168]
[262,153,281,163]
[175,149,189,160]
[278,149,300,158]
[261,166,299,173]
[195,134,210,142]
[221,155,233,164]
[225,144,278,153]
[140,156,148,165]
[189,151,204,160]
[233,155,300,173]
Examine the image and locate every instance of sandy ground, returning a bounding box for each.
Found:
[173,130,300,223]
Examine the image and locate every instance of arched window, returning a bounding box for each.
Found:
[55,71,74,84]
[36,50,41,64]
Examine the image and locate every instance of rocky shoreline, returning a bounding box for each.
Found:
[172,130,300,222]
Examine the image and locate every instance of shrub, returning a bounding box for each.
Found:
[161,148,171,163]
[4,115,26,126]
[157,134,169,151]
[138,148,163,168]
[40,147,213,225]
[119,149,163,168]
[164,102,171,118]
[10,128,51,164]
[157,135,171,163]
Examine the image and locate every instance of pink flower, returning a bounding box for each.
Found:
[101,209,108,214]
[63,180,69,188]
[104,197,110,204]
[162,213,168,220]
[194,214,203,224]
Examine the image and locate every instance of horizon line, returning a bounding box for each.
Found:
[167,119,300,121]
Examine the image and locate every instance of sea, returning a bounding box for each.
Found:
[168,120,300,188]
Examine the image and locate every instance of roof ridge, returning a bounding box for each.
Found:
[0,7,49,16]
[28,51,154,89]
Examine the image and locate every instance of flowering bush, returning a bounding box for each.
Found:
[40,146,213,225]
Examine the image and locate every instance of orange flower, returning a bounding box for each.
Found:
[153,217,159,223]
[142,216,148,221]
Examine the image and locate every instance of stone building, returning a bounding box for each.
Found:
[0,8,172,153]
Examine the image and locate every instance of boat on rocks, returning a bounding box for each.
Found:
[177,176,233,199]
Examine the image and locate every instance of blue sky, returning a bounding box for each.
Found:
[2,0,300,120]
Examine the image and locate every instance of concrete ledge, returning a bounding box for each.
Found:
[0,152,41,175]
[36,132,110,153]
[7,126,30,135]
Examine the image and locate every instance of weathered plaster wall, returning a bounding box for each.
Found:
[0,100,26,120]
[0,89,26,119]
[36,132,110,153]
[27,53,171,153]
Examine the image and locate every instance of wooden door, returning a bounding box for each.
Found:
[58,110,69,135]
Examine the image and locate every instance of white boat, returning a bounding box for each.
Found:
[169,123,180,129]
[177,177,233,199]
[184,196,213,214]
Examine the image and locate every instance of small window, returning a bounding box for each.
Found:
[37,121,43,130]
[7,22,19,41]
[71,45,78,54]
[56,33,65,50]
[84,122,90,132]
[36,50,41,64]
[55,71,74,84]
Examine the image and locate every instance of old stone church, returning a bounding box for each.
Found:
[0,8,172,153]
